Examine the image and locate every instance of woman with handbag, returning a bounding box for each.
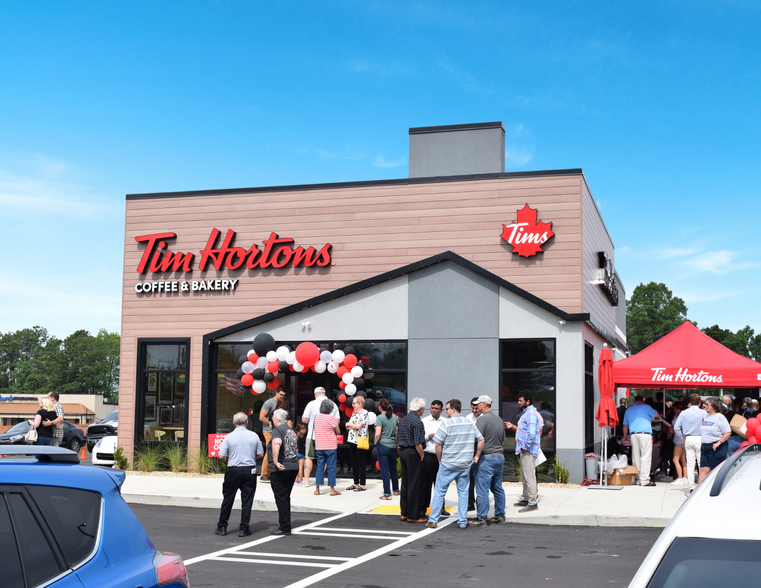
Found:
[345,396,370,491]
[29,397,57,446]
[374,398,400,499]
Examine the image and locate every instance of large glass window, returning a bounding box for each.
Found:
[501,339,556,482]
[137,341,188,444]
[584,343,595,450]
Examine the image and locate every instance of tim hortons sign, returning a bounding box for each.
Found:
[133,229,333,296]
[500,204,555,257]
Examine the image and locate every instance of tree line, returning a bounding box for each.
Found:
[0,327,120,402]
[626,282,761,360]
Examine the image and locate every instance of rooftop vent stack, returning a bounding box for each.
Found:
[408,122,505,178]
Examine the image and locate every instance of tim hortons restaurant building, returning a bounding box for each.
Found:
[118,122,627,483]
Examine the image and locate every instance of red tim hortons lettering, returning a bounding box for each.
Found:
[135,232,195,274]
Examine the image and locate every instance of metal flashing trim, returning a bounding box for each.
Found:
[125,169,584,201]
[204,251,588,342]
[586,316,627,352]
[409,121,505,134]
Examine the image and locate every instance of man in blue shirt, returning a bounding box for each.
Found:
[622,396,667,487]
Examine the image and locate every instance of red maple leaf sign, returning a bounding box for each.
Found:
[500,204,555,257]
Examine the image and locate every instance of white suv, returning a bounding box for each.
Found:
[628,444,761,587]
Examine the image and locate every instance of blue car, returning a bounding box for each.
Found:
[0,446,188,588]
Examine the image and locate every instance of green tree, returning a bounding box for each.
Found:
[702,325,759,359]
[626,282,690,355]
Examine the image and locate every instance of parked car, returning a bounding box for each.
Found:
[92,435,118,466]
[0,420,86,453]
[0,446,188,588]
[86,409,119,452]
[628,443,761,587]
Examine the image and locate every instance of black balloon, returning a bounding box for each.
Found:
[361,361,370,370]
[252,368,265,380]
[364,398,375,412]
[371,445,378,462]
[354,378,365,389]
[344,346,356,356]
[355,389,367,399]
[236,368,244,379]
[238,356,248,365]
[253,333,276,356]
[263,372,274,382]
[279,360,290,373]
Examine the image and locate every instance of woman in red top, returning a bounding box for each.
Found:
[313,399,341,497]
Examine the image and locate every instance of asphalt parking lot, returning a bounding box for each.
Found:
[133,504,660,588]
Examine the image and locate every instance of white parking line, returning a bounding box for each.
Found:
[213,557,335,568]
[303,526,413,535]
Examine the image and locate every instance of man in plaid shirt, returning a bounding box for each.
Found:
[505,391,540,512]
[44,391,65,447]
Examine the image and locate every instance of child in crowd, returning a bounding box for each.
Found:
[294,422,307,484]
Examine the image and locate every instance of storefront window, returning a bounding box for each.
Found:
[501,339,556,482]
[138,341,188,444]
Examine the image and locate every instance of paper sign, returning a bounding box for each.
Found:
[208,433,228,457]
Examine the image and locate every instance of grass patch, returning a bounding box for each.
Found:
[134,443,165,472]
[164,443,187,473]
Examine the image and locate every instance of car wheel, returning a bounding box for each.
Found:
[70,438,81,453]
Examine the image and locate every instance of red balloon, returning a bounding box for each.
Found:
[267,378,280,390]
[241,374,254,387]
[339,381,346,391]
[339,404,346,412]
[247,352,258,363]
[345,407,354,418]
[295,342,320,368]
[376,461,380,470]
[343,354,358,369]
[740,441,750,449]
[337,366,349,378]
[267,361,279,374]
[747,436,758,445]
[338,393,347,404]
[746,418,759,436]
[360,356,370,365]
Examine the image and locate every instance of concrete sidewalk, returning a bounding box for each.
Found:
[122,473,689,528]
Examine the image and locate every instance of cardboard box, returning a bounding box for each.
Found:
[608,465,639,486]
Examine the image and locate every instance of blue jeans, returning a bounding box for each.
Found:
[427,465,470,527]
[476,453,506,520]
[377,444,399,496]
[315,449,337,487]
[728,435,743,455]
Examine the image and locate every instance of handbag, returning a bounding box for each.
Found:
[357,434,369,451]
[25,427,38,444]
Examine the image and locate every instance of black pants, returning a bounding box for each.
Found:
[349,443,368,485]
[270,469,298,532]
[400,447,424,519]
[421,452,443,517]
[217,466,257,531]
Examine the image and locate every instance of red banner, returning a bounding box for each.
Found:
[207,433,227,457]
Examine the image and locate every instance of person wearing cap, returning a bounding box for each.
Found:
[469,394,507,525]
[301,386,339,487]
[505,391,541,512]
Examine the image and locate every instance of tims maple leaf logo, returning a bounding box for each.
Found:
[500,204,555,257]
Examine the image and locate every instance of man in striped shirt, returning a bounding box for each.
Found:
[425,399,484,530]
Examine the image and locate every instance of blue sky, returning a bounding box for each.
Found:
[1,1,760,341]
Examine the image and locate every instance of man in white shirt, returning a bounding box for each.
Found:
[301,387,339,487]
[421,400,448,519]
[466,397,480,511]
[674,393,707,490]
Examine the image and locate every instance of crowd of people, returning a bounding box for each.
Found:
[617,392,759,491]
[214,386,545,535]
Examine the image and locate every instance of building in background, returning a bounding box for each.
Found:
[118,122,626,482]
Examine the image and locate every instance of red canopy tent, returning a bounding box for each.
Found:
[612,321,761,390]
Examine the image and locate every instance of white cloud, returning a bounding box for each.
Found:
[504,123,535,167]
[682,250,758,274]
[372,155,406,168]
[658,246,703,259]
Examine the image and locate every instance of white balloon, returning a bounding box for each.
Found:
[256,356,268,368]
[364,369,374,379]
[252,380,267,394]
[293,362,304,372]
[286,351,296,365]
[345,383,357,395]
[342,372,354,384]
[241,361,255,374]
[332,350,345,364]
[350,366,363,378]
[367,412,377,425]
[327,361,339,374]
[276,346,290,361]
[314,361,326,374]
[266,350,278,362]
[320,350,332,363]
[246,349,257,359]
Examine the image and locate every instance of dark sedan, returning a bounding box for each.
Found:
[0,420,86,452]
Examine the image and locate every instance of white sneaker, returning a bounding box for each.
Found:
[302,482,310,487]
[670,478,687,486]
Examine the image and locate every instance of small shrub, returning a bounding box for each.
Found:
[554,456,570,484]
[134,443,165,472]
[193,443,225,474]
[164,443,187,473]
[113,446,130,470]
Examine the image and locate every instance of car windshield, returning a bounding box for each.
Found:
[6,422,31,434]
[103,411,118,422]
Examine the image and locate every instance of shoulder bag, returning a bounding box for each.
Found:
[25,426,38,444]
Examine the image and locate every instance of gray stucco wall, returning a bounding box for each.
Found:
[407,262,499,412]
[409,126,505,178]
